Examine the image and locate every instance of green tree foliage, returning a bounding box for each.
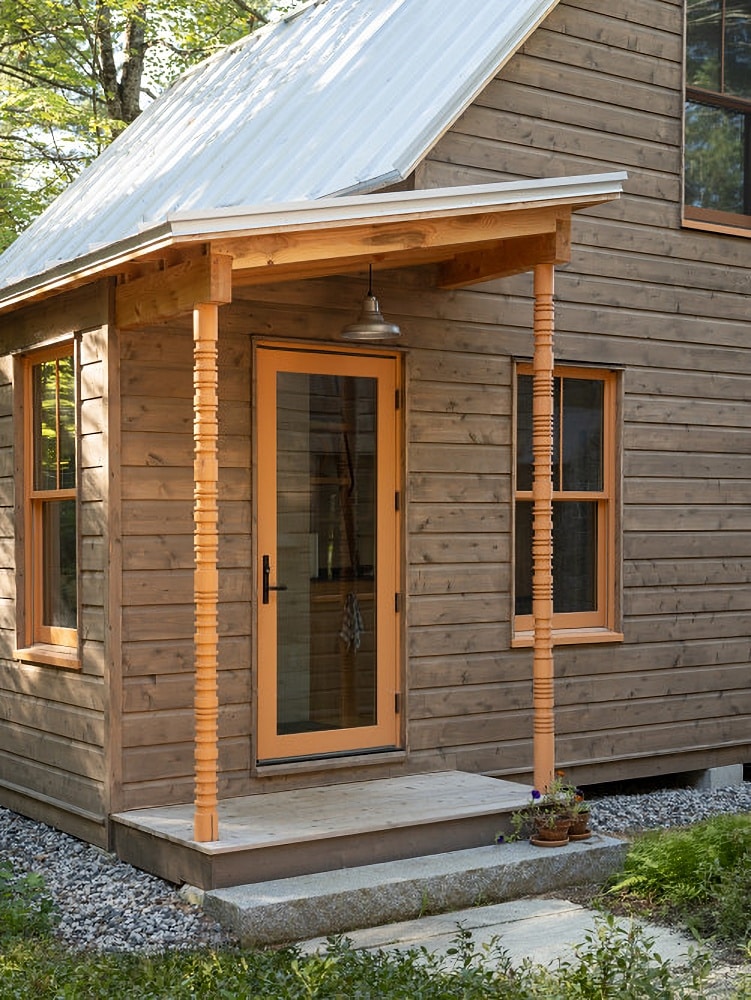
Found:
[0,0,288,248]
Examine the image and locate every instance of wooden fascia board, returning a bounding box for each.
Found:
[214,204,564,281]
[438,215,572,288]
[115,251,232,329]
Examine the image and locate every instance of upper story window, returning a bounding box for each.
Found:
[513,365,621,645]
[685,0,751,233]
[21,345,78,656]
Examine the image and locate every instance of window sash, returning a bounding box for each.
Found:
[514,365,615,633]
[23,345,78,650]
[684,2,751,226]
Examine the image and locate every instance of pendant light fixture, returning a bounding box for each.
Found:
[340,265,401,341]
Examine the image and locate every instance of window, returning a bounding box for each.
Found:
[513,365,619,643]
[685,0,751,232]
[21,345,78,655]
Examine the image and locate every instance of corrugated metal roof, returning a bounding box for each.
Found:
[0,0,561,295]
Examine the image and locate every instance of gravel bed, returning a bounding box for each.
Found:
[0,807,235,953]
[588,779,751,835]
[0,780,749,954]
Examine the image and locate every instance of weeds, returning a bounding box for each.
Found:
[608,813,751,953]
[0,862,58,941]
[1,822,750,999]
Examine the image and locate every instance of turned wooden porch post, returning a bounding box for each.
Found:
[193,300,220,842]
[532,262,556,793]
[192,254,232,843]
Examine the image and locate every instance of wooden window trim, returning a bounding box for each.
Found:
[682,206,751,237]
[20,342,79,657]
[513,364,620,642]
[684,7,751,231]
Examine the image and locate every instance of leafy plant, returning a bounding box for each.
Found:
[610,814,751,902]
[515,913,711,1000]
[609,814,751,952]
[506,772,585,840]
[0,863,58,941]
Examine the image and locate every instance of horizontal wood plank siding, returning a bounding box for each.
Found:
[119,324,252,810]
[412,0,750,781]
[0,288,110,843]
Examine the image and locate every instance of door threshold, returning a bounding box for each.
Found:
[254,747,405,777]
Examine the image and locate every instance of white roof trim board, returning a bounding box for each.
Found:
[0,0,564,298]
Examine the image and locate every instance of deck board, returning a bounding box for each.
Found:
[111,771,532,888]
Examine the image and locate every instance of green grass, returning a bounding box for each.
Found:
[2,821,751,999]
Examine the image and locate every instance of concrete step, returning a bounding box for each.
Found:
[201,833,628,946]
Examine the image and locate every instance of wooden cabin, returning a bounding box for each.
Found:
[0,0,747,889]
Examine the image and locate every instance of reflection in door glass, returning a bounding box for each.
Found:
[276,372,377,735]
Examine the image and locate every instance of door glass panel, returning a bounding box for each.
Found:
[275,371,377,736]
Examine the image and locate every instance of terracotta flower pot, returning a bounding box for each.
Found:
[531,814,571,846]
[569,810,592,840]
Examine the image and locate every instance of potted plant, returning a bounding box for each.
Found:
[568,788,592,840]
[508,772,582,846]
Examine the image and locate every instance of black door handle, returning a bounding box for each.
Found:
[262,554,288,604]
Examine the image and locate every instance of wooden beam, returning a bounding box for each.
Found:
[438,216,571,288]
[216,205,563,277]
[532,262,556,795]
[115,252,232,329]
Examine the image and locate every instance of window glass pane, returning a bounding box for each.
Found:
[687,0,722,90]
[725,0,751,99]
[552,502,598,614]
[57,355,76,490]
[42,499,77,630]
[552,377,561,489]
[515,501,598,616]
[32,356,75,492]
[561,378,603,491]
[516,375,533,491]
[33,360,59,491]
[685,100,746,213]
[514,501,533,616]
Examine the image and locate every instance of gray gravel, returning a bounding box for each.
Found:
[588,779,751,835]
[0,780,749,954]
[0,807,235,953]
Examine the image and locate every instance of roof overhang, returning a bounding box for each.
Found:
[0,172,626,322]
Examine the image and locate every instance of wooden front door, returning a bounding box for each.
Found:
[256,344,400,762]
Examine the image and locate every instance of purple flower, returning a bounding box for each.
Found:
[531,789,541,800]
[495,833,505,844]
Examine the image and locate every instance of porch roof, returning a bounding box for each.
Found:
[0,172,626,320]
[0,0,565,307]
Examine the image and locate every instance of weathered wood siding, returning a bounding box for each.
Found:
[118,323,253,809]
[409,0,751,782]
[0,284,110,843]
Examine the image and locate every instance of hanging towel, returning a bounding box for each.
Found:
[339,592,364,652]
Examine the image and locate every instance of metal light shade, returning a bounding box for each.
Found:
[341,267,401,341]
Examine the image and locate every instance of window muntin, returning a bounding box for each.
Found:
[24,347,77,649]
[514,366,615,634]
[685,0,751,228]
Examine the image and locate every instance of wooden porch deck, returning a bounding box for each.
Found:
[111,771,531,890]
